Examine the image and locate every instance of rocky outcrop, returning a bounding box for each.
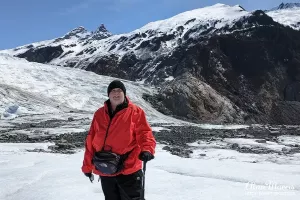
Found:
[89,24,112,40]
[150,73,244,123]
[18,46,64,63]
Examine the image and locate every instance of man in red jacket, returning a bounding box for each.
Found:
[82,80,156,200]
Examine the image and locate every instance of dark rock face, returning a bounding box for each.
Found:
[138,24,300,124]
[170,26,300,124]
[84,54,130,79]
[269,101,300,125]
[212,27,300,124]
[18,46,63,63]
[284,81,300,101]
[152,73,244,124]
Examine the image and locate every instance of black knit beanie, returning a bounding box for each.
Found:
[107,80,126,96]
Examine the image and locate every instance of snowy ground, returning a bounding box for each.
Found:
[1,54,300,199]
[0,143,299,200]
[188,136,300,165]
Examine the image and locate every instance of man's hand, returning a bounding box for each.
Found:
[139,151,154,162]
[84,172,94,183]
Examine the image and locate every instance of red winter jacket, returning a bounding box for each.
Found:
[81,97,156,176]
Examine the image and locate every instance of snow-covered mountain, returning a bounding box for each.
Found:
[269,2,300,10]
[2,3,297,83]
[1,4,251,68]
[2,3,296,80]
[266,3,300,30]
[1,3,300,125]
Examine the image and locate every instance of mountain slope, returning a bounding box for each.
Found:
[267,3,300,30]
[269,2,300,10]
[1,24,112,64]
[0,53,181,124]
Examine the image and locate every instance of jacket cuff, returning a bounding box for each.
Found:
[82,165,93,173]
[142,146,155,155]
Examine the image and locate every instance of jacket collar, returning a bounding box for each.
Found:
[104,96,130,119]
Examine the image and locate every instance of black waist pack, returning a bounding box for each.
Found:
[92,150,131,175]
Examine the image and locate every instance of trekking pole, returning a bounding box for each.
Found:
[141,161,147,200]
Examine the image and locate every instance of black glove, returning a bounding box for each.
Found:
[139,151,154,162]
[84,173,94,183]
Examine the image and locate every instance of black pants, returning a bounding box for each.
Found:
[100,169,143,200]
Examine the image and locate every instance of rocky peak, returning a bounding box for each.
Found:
[62,26,90,40]
[95,24,109,33]
[69,26,87,34]
[89,24,112,40]
[271,2,300,10]
[237,5,246,11]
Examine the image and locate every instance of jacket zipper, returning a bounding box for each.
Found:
[101,113,113,151]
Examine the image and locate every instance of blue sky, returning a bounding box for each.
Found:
[0,0,295,50]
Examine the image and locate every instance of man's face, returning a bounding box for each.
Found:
[109,88,125,106]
